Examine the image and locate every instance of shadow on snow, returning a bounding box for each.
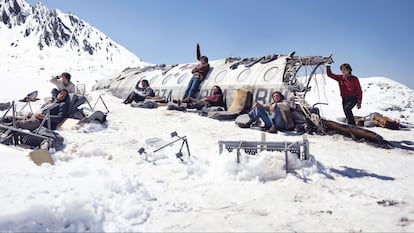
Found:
[329,166,395,181]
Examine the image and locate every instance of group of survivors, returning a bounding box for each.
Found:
[1,43,363,135]
[120,70,359,134]
[120,43,362,134]
[1,72,76,130]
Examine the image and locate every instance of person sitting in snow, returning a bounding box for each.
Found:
[182,85,225,110]
[237,91,294,133]
[182,43,210,100]
[2,89,69,130]
[50,72,76,98]
[123,79,155,104]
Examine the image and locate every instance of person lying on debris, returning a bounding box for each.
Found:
[180,85,225,110]
[2,89,69,130]
[123,79,155,104]
[355,112,400,130]
[50,72,76,98]
[237,91,294,133]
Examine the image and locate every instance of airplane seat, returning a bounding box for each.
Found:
[207,88,252,120]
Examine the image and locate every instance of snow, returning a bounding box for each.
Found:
[0,71,414,232]
[1,0,414,231]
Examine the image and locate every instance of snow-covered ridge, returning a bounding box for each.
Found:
[0,0,149,77]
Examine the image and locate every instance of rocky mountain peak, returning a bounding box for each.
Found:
[0,0,31,28]
[0,0,145,71]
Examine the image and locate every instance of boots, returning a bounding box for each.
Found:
[237,120,253,128]
[181,98,191,103]
[267,126,278,134]
[172,99,182,106]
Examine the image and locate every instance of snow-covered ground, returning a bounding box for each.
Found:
[0,72,413,232]
[2,0,412,231]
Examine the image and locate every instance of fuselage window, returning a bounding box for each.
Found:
[215,70,228,83]
[237,69,251,82]
[150,74,160,85]
[263,67,279,81]
[162,74,173,84]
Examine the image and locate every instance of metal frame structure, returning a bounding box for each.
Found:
[0,101,63,150]
[218,135,310,173]
[138,131,191,162]
[76,84,110,113]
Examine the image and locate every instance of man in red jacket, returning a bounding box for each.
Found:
[326,63,362,125]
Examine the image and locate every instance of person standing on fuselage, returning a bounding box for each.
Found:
[182,43,210,100]
[326,63,362,125]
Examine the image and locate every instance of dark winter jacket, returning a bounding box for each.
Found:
[135,86,155,98]
[41,101,69,129]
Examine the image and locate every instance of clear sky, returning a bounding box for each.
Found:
[26,0,414,89]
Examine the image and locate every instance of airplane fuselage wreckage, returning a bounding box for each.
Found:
[93,52,327,107]
[92,52,395,149]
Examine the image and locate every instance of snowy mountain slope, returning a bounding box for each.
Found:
[0,0,149,94]
[0,0,414,231]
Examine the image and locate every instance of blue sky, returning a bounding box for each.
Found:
[26,0,414,89]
